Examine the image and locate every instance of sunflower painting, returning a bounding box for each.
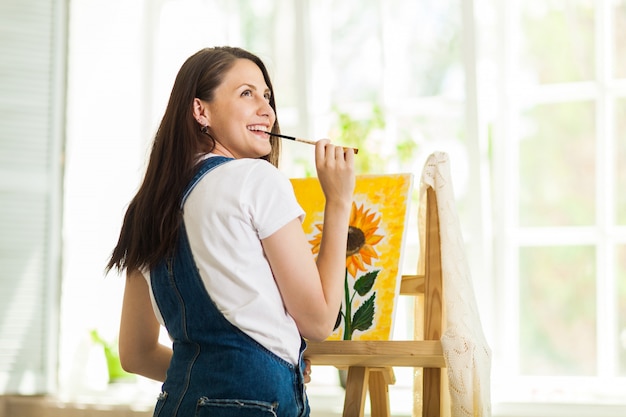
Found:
[290,174,413,341]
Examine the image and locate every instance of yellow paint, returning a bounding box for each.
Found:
[290,174,413,341]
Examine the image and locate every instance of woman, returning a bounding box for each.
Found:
[106,46,354,417]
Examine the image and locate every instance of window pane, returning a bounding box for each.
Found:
[240,0,299,109]
[617,98,626,225]
[385,0,463,98]
[239,0,277,52]
[618,245,626,376]
[331,0,383,103]
[615,0,626,79]
[395,97,467,186]
[521,0,595,84]
[519,101,596,227]
[519,246,597,376]
[330,0,463,103]
[618,254,626,375]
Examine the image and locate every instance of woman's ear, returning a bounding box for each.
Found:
[193,98,210,126]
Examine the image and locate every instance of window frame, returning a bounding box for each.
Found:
[490,0,626,409]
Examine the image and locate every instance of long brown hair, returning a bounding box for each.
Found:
[106,46,281,273]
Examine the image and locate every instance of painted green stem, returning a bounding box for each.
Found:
[342,269,352,340]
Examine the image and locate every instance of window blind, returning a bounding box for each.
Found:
[0,0,67,394]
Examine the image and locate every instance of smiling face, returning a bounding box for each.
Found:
[198,58,276,159]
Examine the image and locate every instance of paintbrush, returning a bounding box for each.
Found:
[265,132,359,154]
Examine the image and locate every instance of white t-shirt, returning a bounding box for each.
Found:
[144,156,305,364]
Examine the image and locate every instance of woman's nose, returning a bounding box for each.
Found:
[258,98,275,119]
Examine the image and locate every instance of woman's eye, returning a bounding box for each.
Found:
[264,93,272,101]
[242,90,252,97]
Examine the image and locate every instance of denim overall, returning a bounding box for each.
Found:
[150,156,310,417]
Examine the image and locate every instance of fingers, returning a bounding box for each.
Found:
[315,139,355,166]
[303,359,312,384]
[315,139,330,162]
[314,139,356,204]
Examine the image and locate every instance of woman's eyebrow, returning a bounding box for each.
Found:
[238,83,271,95]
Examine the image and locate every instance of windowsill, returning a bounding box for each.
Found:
[4,390,626,417]
[0,395,153,417]
[7,370,626,417]
[0,390,345,417]
[491,375,626,416]
[0,388,402,417]
[493,402,626,417]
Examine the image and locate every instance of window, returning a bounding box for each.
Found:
[490,0,626,407]
[55,0,626,415]
[0,0,66,395]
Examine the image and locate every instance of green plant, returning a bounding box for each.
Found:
[332,104,386,174]
[90,329,135,383]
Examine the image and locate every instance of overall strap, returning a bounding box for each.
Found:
[180,156,233,208]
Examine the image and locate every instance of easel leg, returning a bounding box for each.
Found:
[343,366,369,417]
[423,367,441,417]
[369,370,391,417]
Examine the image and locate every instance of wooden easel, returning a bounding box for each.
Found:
[305,186,446,417]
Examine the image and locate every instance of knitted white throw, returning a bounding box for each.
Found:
[418,152,492,417]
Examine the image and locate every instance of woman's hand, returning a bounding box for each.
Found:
[314,139,355,207]
[303,358,312,384]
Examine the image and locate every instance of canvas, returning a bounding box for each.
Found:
[290,174,413,341]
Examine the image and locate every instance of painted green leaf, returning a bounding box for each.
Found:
[351,293,376,332]
[353,270,379,296]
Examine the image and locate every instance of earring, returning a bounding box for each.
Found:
[200,124,209,134]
